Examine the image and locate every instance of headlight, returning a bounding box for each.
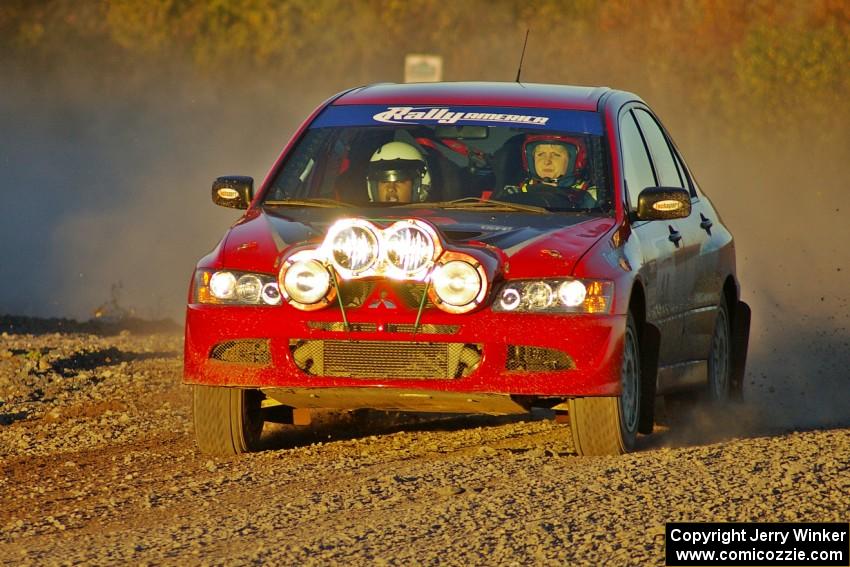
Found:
[428,253,488,314]
[383,221,439,280]
[236,274,263,303]
[524,282,555,310]
[260,282,282,305]
[278,250,335,311]
[558,280,587,307]
[324,219,379,278]
[194,270,280,306]
[498,286,521,311]
[209,271,237,299]
[493,278,613,314]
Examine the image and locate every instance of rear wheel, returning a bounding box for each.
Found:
[193,385,264,455]
[707,296,731,402]
[569,312,641,455]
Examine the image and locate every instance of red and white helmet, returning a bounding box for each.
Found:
[522,134,587,181]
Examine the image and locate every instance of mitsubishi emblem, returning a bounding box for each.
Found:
[368,291,397,309]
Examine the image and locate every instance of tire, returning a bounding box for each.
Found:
[707,296,732,402]
[569,312,641,456]
[193,385,264,456]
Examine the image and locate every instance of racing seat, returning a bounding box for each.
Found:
[491,134,527,192]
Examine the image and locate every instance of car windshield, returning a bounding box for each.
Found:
[265,105,611,213]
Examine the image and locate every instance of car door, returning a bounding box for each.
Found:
[672,152,727,363]
[634,108,726,365]
[631,108,704,362]
[618,107,686,368]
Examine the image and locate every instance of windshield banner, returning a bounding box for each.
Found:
[311,105,604,134]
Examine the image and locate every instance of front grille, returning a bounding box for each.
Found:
[392,282,434,308]
[388,323,459,334]
[505,345,575,372]
[331,280,435,310]
[289,339,481,379]
[308,322,378,332]
[307,321,459,335]
[209,339,271,365]
[336,280,376,308]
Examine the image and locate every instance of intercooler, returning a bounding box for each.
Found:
[289,339,481,379]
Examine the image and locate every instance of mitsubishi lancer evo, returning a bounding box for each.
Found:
[184,82,750,456]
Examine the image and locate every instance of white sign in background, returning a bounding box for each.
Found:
[404,54,443,83]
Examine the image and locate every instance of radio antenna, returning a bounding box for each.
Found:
[515,29,529,83]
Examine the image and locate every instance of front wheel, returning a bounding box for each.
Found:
[193,385,264,456]
[569,312,641,455]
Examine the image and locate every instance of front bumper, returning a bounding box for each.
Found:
[183,304,626,397]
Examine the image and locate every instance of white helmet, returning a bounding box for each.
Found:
[366,141,431,202]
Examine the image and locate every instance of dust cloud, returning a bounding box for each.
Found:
[701,146,850,431]
[0,7,847,433]
[0,70,321,321]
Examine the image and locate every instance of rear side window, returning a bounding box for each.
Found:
[633,109,683,188]
[619,111,656,210]
[671,145,697,197]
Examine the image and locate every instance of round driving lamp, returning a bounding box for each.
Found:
[429,258,486,313]
[279,255,334,310]
[325,220,379,278]
[384,222,437,280]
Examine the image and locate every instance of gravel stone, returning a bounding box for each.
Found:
[0,320,847,565]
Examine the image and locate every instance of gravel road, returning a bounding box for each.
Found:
[1,319,847,565]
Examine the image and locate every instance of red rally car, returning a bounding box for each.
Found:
[184,82,750,456]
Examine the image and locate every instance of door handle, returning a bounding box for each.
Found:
[699,213,713,233]
[668,226,682,247]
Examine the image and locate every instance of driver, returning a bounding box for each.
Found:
[366,141,431,203]
[505,134,596,207]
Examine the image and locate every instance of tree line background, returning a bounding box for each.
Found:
[1,0,848,339]
[3,0,849,147]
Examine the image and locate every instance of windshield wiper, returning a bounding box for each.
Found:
[264,198,353,208]
[400,197,548,214]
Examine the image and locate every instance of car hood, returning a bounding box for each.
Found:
[217,208,615,278]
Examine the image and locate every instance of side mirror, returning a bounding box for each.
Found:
[212,176,253,210]
[636,187,691,221]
